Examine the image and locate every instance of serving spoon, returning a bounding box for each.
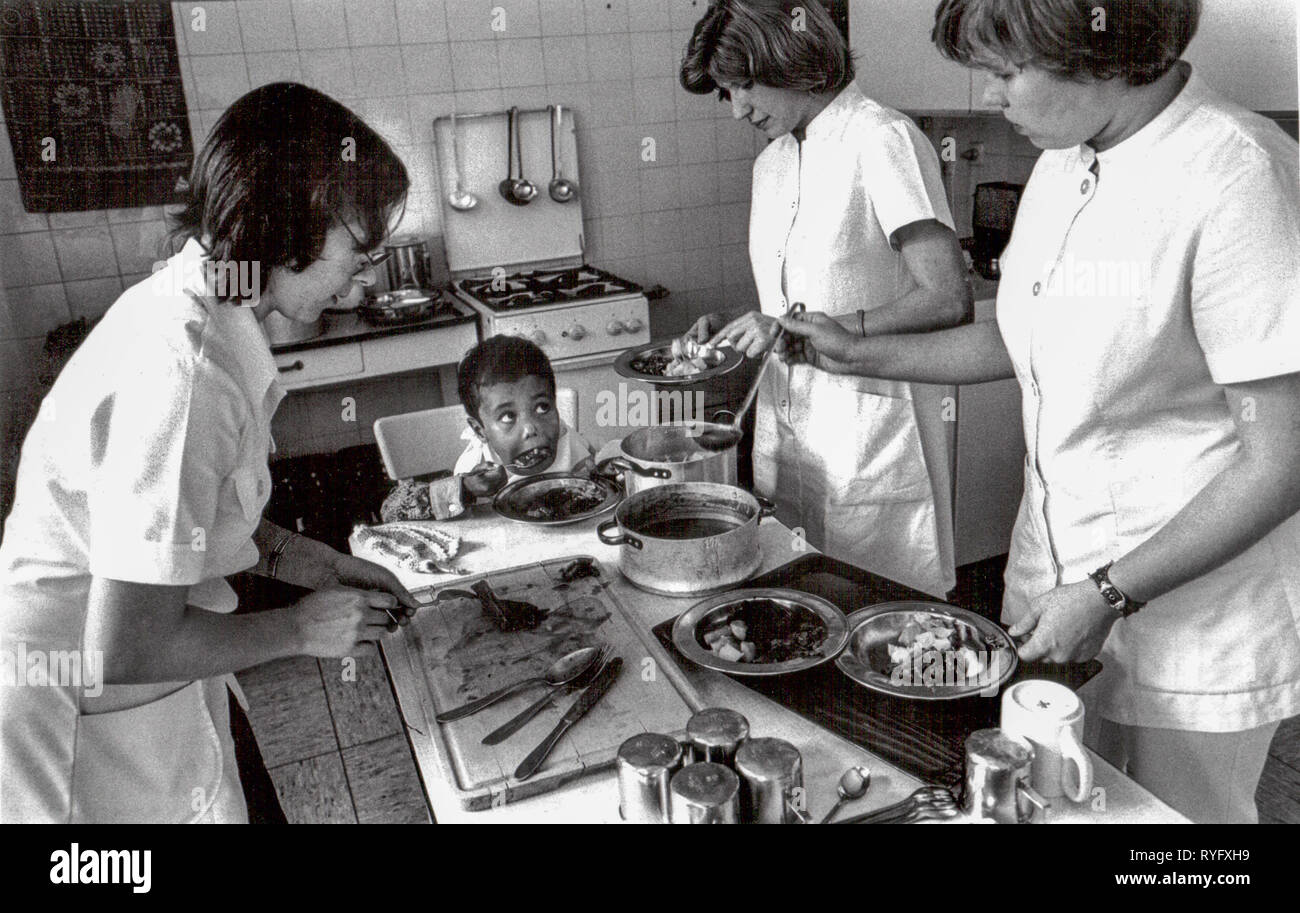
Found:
[446,113,479,212]
[819,765,872,824]
[498,107,537,206]
[548,104,579,203]
[434,645,601,722]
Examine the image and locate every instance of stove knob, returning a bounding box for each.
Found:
[565,324,588,341]
[622,318,644,333]
[606,321,624,336]
[529,329,548,345]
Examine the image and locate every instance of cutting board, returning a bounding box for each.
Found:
[393,556,697,810]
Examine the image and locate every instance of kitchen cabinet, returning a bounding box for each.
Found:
[1184,0,1299,110]
[849,0,972,111]
[272,318,479,392]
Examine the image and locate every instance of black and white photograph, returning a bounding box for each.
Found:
[0,0,1297,873]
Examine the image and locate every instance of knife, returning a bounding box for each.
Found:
[513,656,622,781]
[482,650,606,746]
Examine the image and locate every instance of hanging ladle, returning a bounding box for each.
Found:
[548,104,579,203]
[693,302,806,452]
[498,107,537,206]
[446,113,478,212]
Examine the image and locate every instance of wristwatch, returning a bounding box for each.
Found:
[1088,561,1146,618]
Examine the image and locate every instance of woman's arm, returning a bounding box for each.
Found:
[1109,372,1300,602]
[857,219,972,336]
[252,517,417,609]
[85,577,402,684]
[778,311,1015,385]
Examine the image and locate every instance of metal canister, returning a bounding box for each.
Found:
[685,708,749,767]
[617,733,683,824]
[384,235,432,290]
[669,763,740,824]
[963,728,1048,823]
[734,737,803,824]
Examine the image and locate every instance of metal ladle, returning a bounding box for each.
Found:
[498,107,537,206]
[819,765,871,824]
[548,104,579,203]
[446,113,478,212]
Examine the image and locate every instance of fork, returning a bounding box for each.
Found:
[832,786,960,825]
[481,646,614,745]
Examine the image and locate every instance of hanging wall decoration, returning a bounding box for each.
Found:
[0,0,191,212]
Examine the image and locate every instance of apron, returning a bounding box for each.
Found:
[747,84,956,598]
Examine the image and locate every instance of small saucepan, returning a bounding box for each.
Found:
[596,418,740,495]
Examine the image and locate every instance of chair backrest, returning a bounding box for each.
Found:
[373,405,468,481]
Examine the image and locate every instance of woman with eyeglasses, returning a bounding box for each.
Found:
[778,0,1300,822]
[0,83,417,823]
[679,0,971,599]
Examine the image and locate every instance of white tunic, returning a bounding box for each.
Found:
[0,238,282,821]
[749,82,956,597]
[997,66,1300,731]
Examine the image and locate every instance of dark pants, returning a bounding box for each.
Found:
[228,688,288,824]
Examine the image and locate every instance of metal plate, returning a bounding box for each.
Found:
[836,601,1018,701]
[613,340,744,386]
[671,587,850,677]
[492,472,622,526]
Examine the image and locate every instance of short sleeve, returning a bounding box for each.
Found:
[1192,154,1300,385]
[862,120,956,247]
[85,351,244,585]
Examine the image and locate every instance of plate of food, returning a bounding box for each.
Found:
[614,337,744,385]
[492,472,622,526]
[671,588,850,677]
[836,601,1017,700]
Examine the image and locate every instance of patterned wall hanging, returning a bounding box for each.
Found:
[0,0,192,212]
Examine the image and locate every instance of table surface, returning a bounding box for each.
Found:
[354,507,1187,824]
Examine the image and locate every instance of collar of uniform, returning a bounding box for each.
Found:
[174,238,282,416]
[1092,62,1200,169]
[803,82,862,144]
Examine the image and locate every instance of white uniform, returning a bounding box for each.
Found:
[997,67,1300,733]
[749,82,956,598]
[0,238,281,822]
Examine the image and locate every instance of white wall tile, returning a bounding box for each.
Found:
[406,92,456,145]
[246,49,303,86]
[582,0,629,34]
[715,117,756,160]
[359,95,412,147]
[48,210,107,230]
[237,0,297,52]
[628,0,673,32]
[497,38,545,88]
[292,0,350,48]
[401,43,454,93]
[64,276,125,322]
[109,220,171,276]
[6,283,70,338]
[395,0,448,44]
[0,233,59,288]
[597,213,642,259]
[539,0,586,36]
[632,77,676,124]
[542,36,589,83]
[584,33,630,81]
[448,41,500,90]
[352,45,404,96]
[187,54,251,109]
[641,208,679,252]
[443,0,497,41]
[676,119,716,164]
[177,2,245,54]
[631,31,676,79]
[299,47,357,98]
[346,0,399,46]
[0,339,37,390]
[0,179,48,233]
[452,88,504,114]
[669,0,706,32]
[495,0,541,39]
[52,227,118,281]
[678,163,719,207]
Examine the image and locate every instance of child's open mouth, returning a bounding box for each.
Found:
[509,447,554,471]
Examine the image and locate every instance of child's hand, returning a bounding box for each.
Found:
[463,462,507,498]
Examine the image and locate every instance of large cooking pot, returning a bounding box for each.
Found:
[595,482,774,596]
[597,418,739,495]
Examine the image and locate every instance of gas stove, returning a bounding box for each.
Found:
[454,266,642,312]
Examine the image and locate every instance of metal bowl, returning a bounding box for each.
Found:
[835,601,1018,701]
[492,472,622,527]
[672,587,849,677]
[614,340,744,386]
[359,288,439,325]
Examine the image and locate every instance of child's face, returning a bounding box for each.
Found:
[469,375,561,475]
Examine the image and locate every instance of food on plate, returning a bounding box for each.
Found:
[699,599,828,664]
[520,480,606,521]
[353,522,463,575]
[881,612,991,684]
[629,338,725,378]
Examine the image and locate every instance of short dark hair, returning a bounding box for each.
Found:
[932,0,1200,87]
[681,0,854,97]
[457,335,557,421]
[169,82,409,300]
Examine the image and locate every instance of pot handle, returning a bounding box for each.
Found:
[596,518,643,550]
[710,409,736,424]
[754,494,776,524]
[597,456,671,480]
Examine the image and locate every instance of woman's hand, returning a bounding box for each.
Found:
[290,586,404,656]
[685,311,730,344]
[776,311,860,374]
[1011,580,1118,663]
[709,310,781,358]
[278,533,417,617]
[463,462,507,498]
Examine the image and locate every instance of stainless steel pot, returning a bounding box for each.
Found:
[597,420,739,495]
[595,482,774,596]
[384,235,433,290]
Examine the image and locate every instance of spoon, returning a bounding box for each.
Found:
[694,302,806,452]
[498,107,536,206]
[548,104,579,203]
[819,765,871,824]
[434,645,600,722]
[446,113,478,212]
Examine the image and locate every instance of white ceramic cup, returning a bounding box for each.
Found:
[999,680,1093,803]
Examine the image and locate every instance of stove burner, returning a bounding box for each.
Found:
[456,265,642,312]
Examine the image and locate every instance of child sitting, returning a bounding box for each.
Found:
[380,335,594,522]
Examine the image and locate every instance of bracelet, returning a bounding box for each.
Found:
[267,531,300,580]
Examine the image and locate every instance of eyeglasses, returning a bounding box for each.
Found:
[336,217,391,274]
